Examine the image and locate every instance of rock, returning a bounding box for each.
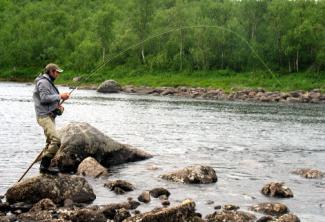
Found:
[291,168,324,179]
[250,202,289,216]
[72,76,82,82]
[100,201,140,219]
[6,174,96,204]
[161,165,217,184]
[0,202,10,213]
[277,213,300,222]
[124,199,202,222]
[63,208,107,222]
[29,198,56,212]
[104,180,134,191]
[77,157,109,178]
[206,209,256,222]
[150,187,170,198]
[17,210,53,221]
[54,122,152,172]
[64,199,74,208]
[138,191,151,203]
[97,80,121,93]
[104,180,135,194]
[114,208,131,222]
[161,200,170,207]
[261,182,293,198]
[9,202,33,213]
[223,204,240,211]
[256,215,274,222]
[1,214,17,222]
[214,205,222,210]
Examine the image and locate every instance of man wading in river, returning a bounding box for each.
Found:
[32,63,70,174]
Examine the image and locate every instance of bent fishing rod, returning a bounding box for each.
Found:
[61,25,280,105]
[18,25,278,182]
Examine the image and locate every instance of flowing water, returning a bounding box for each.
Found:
[0,82,324,221]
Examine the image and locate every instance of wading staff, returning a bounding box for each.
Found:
[17,149,44,182]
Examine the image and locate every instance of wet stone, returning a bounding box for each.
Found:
[150,187,170,198]
[138,191,151,203]
[256,215,274,222]
[30,198,56,212]
[161,200,170,207]
[9,202,33,213]
[114,208,131,222]
[205,200,214,205]
[223,204,240,211]
[161,165,218,184]
[261,182,294,198]
[250,202,288,216]
[291,168,324,179]
[64,199,74,208]
[104,180,135,194]
[205,210,256,222]
[277,213,300,222]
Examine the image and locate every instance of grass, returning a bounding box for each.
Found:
[1,67,324,93]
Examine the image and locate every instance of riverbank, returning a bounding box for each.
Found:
[1,68,325,93]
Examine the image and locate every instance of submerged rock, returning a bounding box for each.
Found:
[104,180,135,194]
[149,187,170,198]
[291,168,324,179]
[97,80,121,93]
[277,213,300,222]
[261,182,293,198]
[161,165,217,184]
[206,209,256,222]
[54,122,152,172]
[124,199,203,222]
[250,202,289,216]
[77,157,109,178]
[6,174,95,204]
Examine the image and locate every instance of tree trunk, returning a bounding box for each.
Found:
[102,47,105,63]
[296,50,299,72]
[221,50,224,69]
[179,29,183,71]
[141,45,146,64]
[289,59,291,73]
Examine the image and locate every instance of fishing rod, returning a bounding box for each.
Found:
[62,25,280,104]
[18,25,277,182]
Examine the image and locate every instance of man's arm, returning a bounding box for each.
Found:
[37,80,60,104]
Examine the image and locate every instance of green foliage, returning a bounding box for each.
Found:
[0,0,324,91]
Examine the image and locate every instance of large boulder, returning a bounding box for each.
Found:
[161,165,217,184]
[97,80,121,93]
[54,122,153,172]
[5,174,96,204]
[261,182,293,198]
[124,199,204,222]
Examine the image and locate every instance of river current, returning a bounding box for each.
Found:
[0,82,324,221]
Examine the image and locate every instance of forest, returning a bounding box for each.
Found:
[0,0,324,87]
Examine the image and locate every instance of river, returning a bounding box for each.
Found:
[0,82,324,221]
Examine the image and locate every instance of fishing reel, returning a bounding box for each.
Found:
[52,106,64,116]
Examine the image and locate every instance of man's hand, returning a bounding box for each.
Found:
[60,92,70,100]
[58,105,64,112]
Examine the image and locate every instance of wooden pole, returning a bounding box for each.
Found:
[17,149,44,182]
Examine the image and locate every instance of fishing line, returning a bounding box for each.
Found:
[67,25,281,98]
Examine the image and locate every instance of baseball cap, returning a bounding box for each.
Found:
[45,63,64,73]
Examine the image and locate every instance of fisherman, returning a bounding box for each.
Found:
[32,63,70,174]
